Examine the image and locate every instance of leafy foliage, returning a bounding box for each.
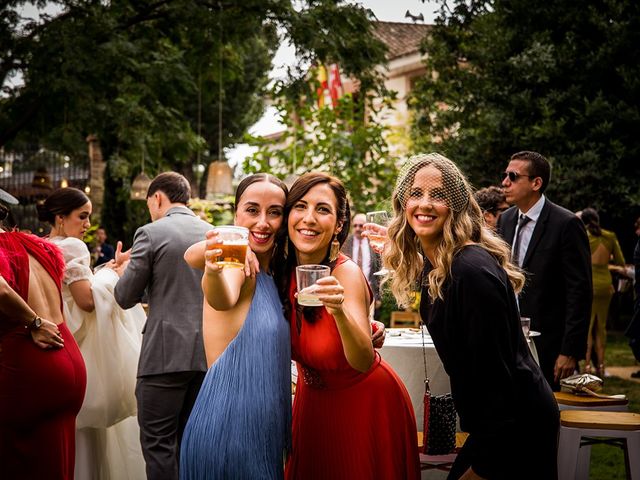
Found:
[2,0,388,242]
[410,0,640,247]
[243,2,399,214]
[244,91,397,214]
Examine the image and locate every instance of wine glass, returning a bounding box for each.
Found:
[365,211,390,276]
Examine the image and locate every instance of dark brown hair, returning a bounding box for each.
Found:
[581,207,602,236]
[37,188,89,224]
[147,172,190,204]
[510,151,551,193]
[474,185,506,214]
[273,172,351,323]
[234,173,288,211]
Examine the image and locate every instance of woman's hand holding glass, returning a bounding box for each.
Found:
[362,223,389,255]
[204,230,224,275]
[309,276,346,316]
[204,229,257,278]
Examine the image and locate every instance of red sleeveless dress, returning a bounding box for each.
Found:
[0,232,87,480]
[285,254,420,479]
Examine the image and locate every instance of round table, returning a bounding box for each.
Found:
[379,327,540,430]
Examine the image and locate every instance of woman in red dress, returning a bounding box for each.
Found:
[0,199,87,480]
[274,173,419,479]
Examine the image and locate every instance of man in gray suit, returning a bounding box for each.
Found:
[114,172,212,480]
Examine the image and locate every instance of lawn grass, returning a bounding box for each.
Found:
[604,330,640,368]
[586,331,640,480]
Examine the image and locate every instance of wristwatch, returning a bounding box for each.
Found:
[28,314,43,330]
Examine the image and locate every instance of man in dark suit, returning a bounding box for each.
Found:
[93,227,115,266]
[342,213,381,313]
[625,230,640,378]
[497,151,592,390]
[114,172,212,480]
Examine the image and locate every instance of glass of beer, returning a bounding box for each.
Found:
[296,265,330,306]
[209,226,249,269]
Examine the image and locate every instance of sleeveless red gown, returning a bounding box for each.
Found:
[0,232,87,480]
[285,254,420,479]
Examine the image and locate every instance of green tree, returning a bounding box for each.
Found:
[244,91,397,214]
[244,3,397,214]
[1,1,388,242]
[411,0,640,244]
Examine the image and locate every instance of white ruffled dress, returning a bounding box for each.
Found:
[50,236,146,480]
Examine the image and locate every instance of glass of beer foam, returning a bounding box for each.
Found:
[210,226,249,268]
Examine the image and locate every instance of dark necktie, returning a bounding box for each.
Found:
[512,214,532,266]
[356,239,363,268]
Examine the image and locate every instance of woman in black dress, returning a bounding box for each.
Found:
[381,153,559,480]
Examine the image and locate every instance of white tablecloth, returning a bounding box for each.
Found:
[379,328,450,430]
[380,327,540,431]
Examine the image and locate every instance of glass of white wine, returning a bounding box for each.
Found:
[365,211,390,276]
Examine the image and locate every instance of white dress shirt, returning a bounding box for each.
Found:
[513,195,546,267]
[353,237,371,278]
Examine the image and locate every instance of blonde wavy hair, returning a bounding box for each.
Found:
[382,153,525,307]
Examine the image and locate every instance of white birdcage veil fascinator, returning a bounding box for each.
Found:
[394,153,471,213]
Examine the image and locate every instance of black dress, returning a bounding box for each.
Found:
[420,245,559,480]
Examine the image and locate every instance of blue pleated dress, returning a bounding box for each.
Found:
[180,273,291,480]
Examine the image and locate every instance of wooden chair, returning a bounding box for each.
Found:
[390,311,420,328]
[557,410,640,479]
[417,432,469,472]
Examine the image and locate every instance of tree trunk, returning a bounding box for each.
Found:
[86,135,106,224]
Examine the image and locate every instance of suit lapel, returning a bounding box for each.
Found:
[342,236,354,257]
[501,208,518,245]
[522,201,551,268]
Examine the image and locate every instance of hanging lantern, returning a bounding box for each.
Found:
[32,167,53,189]
[131,172,152,200]
[205,161,233,199]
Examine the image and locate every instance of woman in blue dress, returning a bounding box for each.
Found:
[180,174,291,479]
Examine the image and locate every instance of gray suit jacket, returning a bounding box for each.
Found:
[115,206,212,376]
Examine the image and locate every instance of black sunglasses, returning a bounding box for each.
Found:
[501,171,535,182]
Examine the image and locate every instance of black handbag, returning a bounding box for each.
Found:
[421,321,457,455]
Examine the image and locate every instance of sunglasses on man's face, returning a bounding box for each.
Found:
[501,171,535,182]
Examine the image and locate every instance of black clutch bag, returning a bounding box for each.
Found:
[425,392,457,455]
[421,322,457,455]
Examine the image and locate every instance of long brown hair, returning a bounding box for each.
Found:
[273,172,351,321]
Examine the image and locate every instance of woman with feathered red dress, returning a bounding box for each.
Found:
[0,228,86,480]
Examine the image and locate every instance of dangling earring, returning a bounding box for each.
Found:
[329,235,340,262]
[284,240,289,259]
